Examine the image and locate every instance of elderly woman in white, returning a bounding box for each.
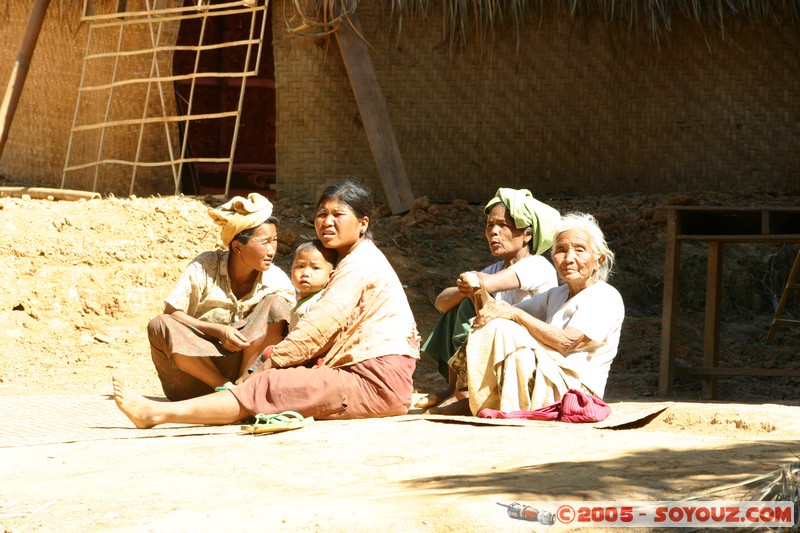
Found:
[440,212,625,416]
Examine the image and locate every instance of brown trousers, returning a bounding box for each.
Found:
[231,354,417,420]
[149,294,292,401]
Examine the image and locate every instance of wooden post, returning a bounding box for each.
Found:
[658,209,680,396]
[702,241,723,399]
[335,10,414,214]
[0,0,52,160]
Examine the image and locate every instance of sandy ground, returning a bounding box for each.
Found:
[2,394,800,532]
[1,192,799,531]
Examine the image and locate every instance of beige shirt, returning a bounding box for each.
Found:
[270,240,420,368]
[482,255,558,305]
[165,249,295,324]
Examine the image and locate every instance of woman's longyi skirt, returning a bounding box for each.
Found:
[149,294,292,401]
[421,298,476,379]
[231,355,416,420]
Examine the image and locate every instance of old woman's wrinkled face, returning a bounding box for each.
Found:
[552,229,602,292]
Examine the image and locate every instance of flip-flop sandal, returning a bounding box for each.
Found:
[240,411,313,435]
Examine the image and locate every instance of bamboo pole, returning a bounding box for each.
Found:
[70,110,239,132]
[61,22,92,189]
[81,1,250,23]
[92,22,126,193]
[0,0,52,160]
[134,0,180,196]
[83,39,262,62]
[223,6,263,198]
[79,70,258,93]
[146,4,182,195]
[177,4,211,197]
[0,186,100,201]
[64,156,234,173]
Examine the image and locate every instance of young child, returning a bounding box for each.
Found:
[244,240,336,375]
[288,239,337,330]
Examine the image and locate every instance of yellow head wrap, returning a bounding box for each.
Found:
[484,188,560,255]
[208,193,274,247]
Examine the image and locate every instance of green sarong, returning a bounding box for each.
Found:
[421,298,476,379]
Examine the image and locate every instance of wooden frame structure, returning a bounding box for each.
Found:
[659,206,800,399]
[61,0,269,197]
[767,249,800,344]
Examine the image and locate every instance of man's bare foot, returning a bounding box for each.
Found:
[112,376,161,429]
[426,397,471,416]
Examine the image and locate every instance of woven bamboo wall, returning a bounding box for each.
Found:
[272,1,800,204]
[0,0,179,195]
[3,2,798,201]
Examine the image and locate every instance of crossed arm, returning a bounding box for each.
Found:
[434,268,521,313]
[164,303,251,352]
[471,298,589,356]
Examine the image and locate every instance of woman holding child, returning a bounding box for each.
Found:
[115,180,420,427]
[287,240,337,331]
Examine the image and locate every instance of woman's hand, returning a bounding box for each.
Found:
[235,357,271,384]
[211,324,251,352]
[474,301,590,355]
[472,300,517,329]
[166,308,252,352]
[235,346,275,384]
[455,271,483,296]
[434,271,483,313]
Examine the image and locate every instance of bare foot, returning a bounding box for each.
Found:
[411,391,443,410]
[412,379,469,410]
[426,397,471,416]
[112,376,160,429]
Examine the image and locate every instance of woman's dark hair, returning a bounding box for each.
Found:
[230,216,279,250]
[316,180,374,239]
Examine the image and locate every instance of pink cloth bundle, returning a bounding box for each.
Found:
[477,388,611,423]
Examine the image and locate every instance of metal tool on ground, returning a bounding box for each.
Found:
[497,502,556,525]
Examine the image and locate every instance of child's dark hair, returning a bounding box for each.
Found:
[294,238,337,267]
[315,180,374,239]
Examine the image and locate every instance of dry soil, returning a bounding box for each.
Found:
[1,190,799,532]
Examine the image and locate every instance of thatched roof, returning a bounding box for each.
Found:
[6,0,798,47]
[303,0,800,48]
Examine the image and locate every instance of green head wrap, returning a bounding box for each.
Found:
[484,188,560,255]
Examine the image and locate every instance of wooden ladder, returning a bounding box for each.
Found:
[766,249,800,343]
[61,0,268,197]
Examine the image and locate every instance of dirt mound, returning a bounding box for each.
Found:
[3,189,800,533]
[1,190,799,402]
[650,408,779,435]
